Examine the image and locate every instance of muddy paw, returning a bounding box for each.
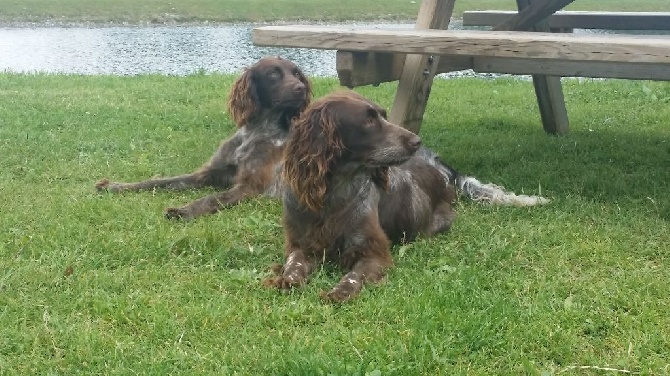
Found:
[164,207,190,220]
[261,264,285,288]
[320,290,349,303]
[268,263,284,275]
[320,285,359,303]
[263,275,304,293]
[95,178,110,191]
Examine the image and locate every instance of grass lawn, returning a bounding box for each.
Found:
[0,0,668,24]
[0,73,668,374]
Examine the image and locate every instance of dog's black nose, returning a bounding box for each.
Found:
[407,134,422,151]
[293,83,306,93]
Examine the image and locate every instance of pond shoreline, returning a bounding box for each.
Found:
[1,19,665,77]
[0,17,423,29]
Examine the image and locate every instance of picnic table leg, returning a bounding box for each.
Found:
[496,0,573,134]
[531,72,569,134]
[524,0,571,134]
[389,0,456,134]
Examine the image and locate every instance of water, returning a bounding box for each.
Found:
[0,22,666,77]
[0,23,415,77]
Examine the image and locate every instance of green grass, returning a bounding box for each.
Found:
[0,0,668,24]
[1,74,669,374]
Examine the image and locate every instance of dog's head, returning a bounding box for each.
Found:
[228,56,312,127]
[283,91,421,211]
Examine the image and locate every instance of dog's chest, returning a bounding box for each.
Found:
[287,179,380,257]
[232,126,287,164]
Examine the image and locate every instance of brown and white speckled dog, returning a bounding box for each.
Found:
[266,91,458,303]
[95,56,312,220]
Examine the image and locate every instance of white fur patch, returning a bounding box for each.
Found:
[388,169,412,190]
[236,127,249,137]
[345,271,360,282]
[458,176,550,207]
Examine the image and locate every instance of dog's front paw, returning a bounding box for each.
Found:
[268,263,284,276]
[320,279,362,303]
[95,179,125,193]
[95,178,110,191]
[263,274,305,293]
[320,287,357,303]
[164,207,192,220]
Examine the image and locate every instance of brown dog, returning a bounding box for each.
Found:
[266,91,457,303]
[96,56,312,220]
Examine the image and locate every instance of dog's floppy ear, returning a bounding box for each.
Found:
[297,69,313,114]
[227,68,259,127]
[283,102,343,211]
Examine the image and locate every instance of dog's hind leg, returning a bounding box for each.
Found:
[163,183,258,220]
[163,158,278,220]
[96,132,242,193]
[95,165,236,193]
[426,200,457,237]
[95,174,201,193]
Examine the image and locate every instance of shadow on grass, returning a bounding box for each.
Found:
[423,117,669,220]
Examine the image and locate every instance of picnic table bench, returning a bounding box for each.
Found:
[253,0,670,135]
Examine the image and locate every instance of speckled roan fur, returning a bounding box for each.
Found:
[95,56,312,220]
[266,91,458,303]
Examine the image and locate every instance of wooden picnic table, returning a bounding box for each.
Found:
[254,0,670,135]
[389,0,578,135]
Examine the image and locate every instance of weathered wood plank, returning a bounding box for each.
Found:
[389,0,456,134]
[493,0,575,32]
[335,51,405,88]
[253,26,670,65]
[472,58,670,80]
[336,51,472,87]
[464,11,670,30]
[335,51,670,87]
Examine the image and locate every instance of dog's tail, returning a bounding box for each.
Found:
[417,148,550,206]
[453,174,550,206]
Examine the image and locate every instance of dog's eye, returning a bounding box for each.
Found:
[292,69,302,78]
[365,108,382,129]
[268,68,281,79]
[366,107,378,120]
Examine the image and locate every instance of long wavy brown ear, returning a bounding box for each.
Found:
[227,69,258,127]
[283,102,343,212]
[298,72,313,114]
[370,167,390,191]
